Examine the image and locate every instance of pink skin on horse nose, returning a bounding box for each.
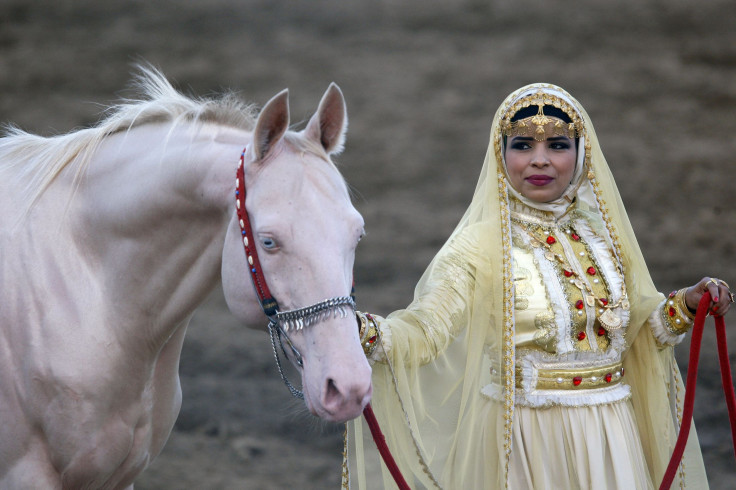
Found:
[321,375,373,422]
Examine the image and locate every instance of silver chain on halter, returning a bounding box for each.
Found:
[275,296,356,332]
[267,296,356,399]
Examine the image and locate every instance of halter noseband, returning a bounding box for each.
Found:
[235,148,356,399]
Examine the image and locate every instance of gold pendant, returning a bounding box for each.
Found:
[585,295,596,307]
[599,309,622,331]
[544,251,555,261]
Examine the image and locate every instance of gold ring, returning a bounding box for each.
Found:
[719,279,730,289]
[706,278,720,287]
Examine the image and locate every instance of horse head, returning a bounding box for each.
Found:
[221,84,372,422]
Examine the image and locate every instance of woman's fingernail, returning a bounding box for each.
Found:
[714,297,719,302]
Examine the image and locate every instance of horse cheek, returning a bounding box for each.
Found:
[221,220,262,329]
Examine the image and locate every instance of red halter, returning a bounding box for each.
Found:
[235,148,279,318]
[235,147,356,320]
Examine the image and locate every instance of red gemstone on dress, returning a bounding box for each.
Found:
[577,331,586,341]
[564,270,573,277]
[571,233,580,241]
[621,368,625,377]
[600,298,608,306]
[575,300,584,309]
[598,327,606,336]
[668,306,676,317]
[669,290,677,298]
[546,235,556,245]
[368,336,376,344]
[573,376,583,386]
[587,266,597,275]
[605,373,613,383]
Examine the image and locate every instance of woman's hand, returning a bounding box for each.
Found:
[684,277,734,317]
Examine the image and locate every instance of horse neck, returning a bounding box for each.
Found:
[70,122,249,345]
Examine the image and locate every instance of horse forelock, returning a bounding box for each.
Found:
[0,64,258,207]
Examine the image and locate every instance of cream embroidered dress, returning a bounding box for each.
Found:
[344,85,708,489]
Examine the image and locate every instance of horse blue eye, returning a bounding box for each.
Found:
[261,238,277,249]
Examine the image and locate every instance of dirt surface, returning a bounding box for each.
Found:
[2,0,735,488]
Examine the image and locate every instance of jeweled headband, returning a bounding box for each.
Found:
[499,89,584,142]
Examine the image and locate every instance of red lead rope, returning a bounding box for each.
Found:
[660,292,736,489]
[363,403,411,490]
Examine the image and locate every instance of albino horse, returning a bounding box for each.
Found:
[0,67,372,488]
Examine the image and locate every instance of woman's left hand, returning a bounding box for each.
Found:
[684,277,734,317]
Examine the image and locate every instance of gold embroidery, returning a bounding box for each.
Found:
[586,163,627,286]
[513,259,533,311]
[533,310,557,351]
[514,220,623,352]
[406,249,477,363]
[341,426,349,489]
[660,288,695,335]
[496,167,515,485]
[517,361,625,390]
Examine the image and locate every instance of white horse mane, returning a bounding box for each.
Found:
[0,64,259,206]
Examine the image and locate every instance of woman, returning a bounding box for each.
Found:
[344,84,732,489]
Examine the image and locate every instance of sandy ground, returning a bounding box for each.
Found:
[1,0,735,488]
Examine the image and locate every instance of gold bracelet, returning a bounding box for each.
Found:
[357,311,367,339]
[356,311,380,357]
[662,289,694,335]
[675,288,696,320]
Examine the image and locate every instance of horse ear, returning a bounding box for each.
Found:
[304,82,348,155]
[251,89,290,161]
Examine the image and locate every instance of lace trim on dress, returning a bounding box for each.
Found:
[509,197,577,228]
[481,381,631,408]
[572,217,628,353]
[648,300,686,347]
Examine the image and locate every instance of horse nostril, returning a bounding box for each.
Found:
[322,376,372,418]
[324,378,341,408]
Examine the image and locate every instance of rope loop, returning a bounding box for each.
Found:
[660,292,736,489]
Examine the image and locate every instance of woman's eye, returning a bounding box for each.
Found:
[510,142,530,150]
[550,142,571,150]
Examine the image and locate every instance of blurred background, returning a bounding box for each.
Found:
[1,0,734,487]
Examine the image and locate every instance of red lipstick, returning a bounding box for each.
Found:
[526,175,554,186]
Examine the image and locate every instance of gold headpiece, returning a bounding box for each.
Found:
[500,90,584,142]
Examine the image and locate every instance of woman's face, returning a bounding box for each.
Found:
[504,130,577,203]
